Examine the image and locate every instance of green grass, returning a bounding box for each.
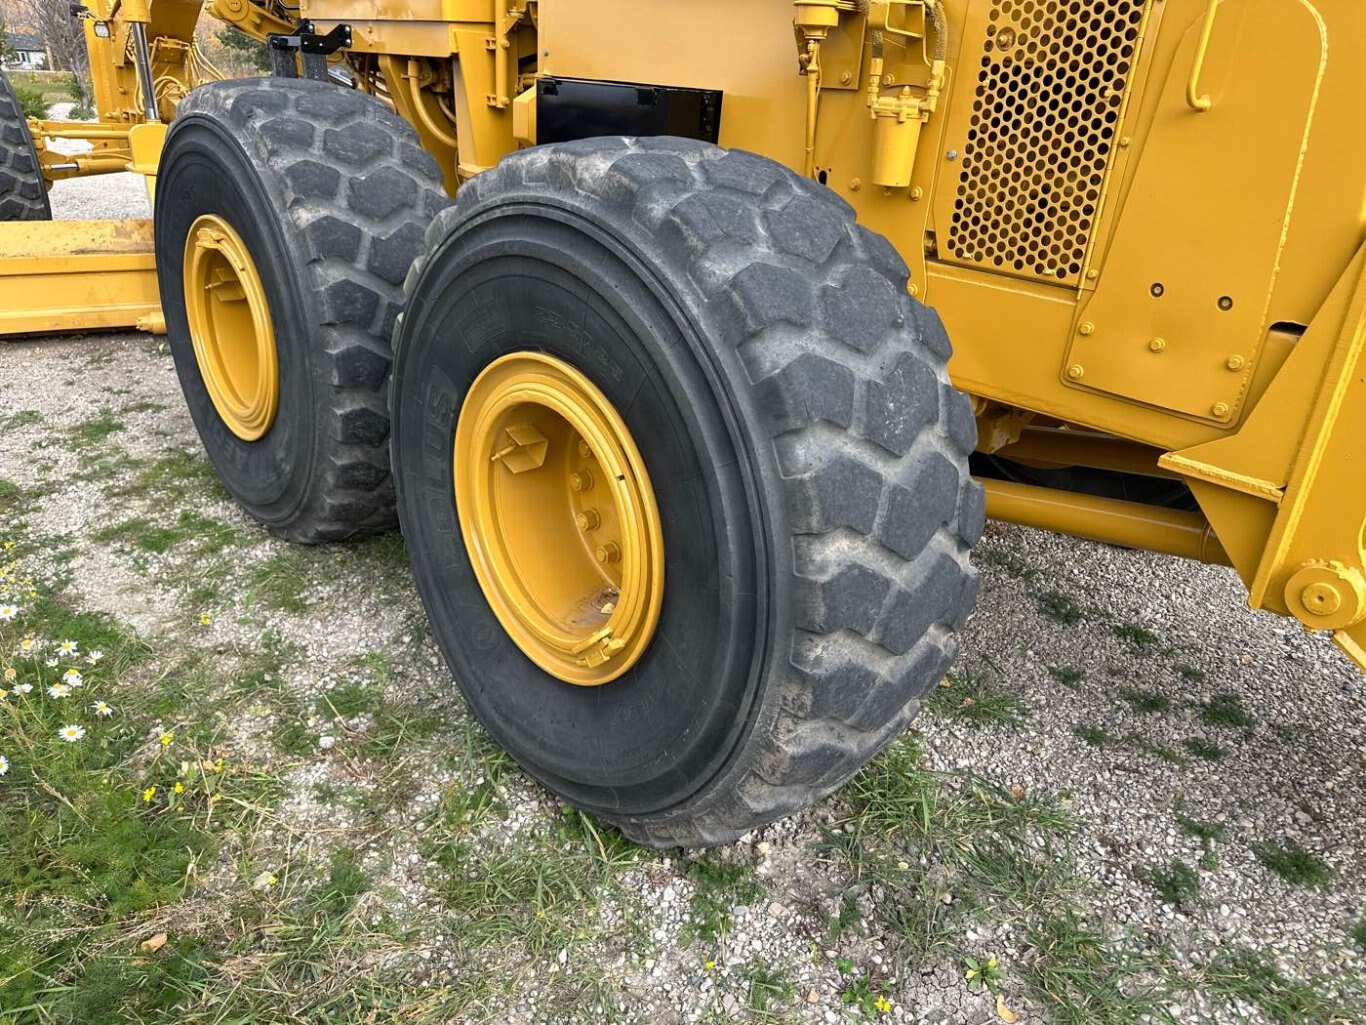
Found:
[68,411,125,447]
[743,959,795,1016]
[1200,692,1254,728]
[1148,859,1200,905]
[1118,688,1171,714]
[109,448,227,506]
[1195,948,1359,1025]
[1176,664,1207,683]
[683,854,763,944]
[1,409,42,430]
[92,510,247,556]
[1074,725,1110,748]
[1036,589,1086,625]
[1175,814,1226,845]
[1112,622,1162,652]
[829,737,1176,1021]
[1019,909,1172,1024]
[1049,665,1085,687]
[0,477,25,515]
[975,544,1036,580]
[4,70,79,104]
[427,812,639,958]
[246,549,315,613]
[1352,919,1366,954]
[0,586,212,1016]
[923,668,1029,728]
[1181,737,1224,761]
[1251,841,1333,887]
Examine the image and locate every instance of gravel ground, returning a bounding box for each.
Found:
[3,174,1362,1024]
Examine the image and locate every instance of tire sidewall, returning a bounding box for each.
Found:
[0,70,52,221]
[155,115,319,527]
[393,201,787,818]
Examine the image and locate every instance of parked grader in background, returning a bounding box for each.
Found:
[0,0,1360,846]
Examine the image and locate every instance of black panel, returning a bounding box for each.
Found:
[537,77,723,145]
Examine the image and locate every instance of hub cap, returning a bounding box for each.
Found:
[183,214,278,441]
[454,352,665,686]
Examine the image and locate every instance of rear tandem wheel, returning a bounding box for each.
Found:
[391,138,983,848]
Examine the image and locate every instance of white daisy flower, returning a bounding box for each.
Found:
[18,637,36,653]
[58,640,78,656]
[0,754,8,775]
[58,724,86,743]
[0,605,18,621]
[86,650,104,664]
[93,701,113,717]
[47,683,71,699]
[63,668,83,686]
[2,666,14,681]
[44,657,58,668]
[14,683,32,694]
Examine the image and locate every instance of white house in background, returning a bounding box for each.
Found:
[3,33,47,70]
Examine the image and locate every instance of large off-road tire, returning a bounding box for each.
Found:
[391,138,983,848]
[0,71,51,221]
[155,78,448,542]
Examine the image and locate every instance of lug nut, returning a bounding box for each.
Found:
[570,469,594,492]
[576,509,600,531]
[595,542,621,564]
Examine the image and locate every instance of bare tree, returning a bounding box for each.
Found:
[12,0,90,104]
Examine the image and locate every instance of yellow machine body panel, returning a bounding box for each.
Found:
[0,220,160,336]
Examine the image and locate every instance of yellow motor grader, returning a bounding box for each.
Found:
[0,0,1360,846]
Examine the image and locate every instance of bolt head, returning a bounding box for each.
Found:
[1067,364,1085,380]
[1226,355,1246,372]
[1303,582,1342,616]
[1149,337,1166,353]
[595,542,621,564]
[1078,322,1095,336]
[1211,402,1230,418]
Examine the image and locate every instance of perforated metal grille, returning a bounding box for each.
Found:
[946,0,1147,284]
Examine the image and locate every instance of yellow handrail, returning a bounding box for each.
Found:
[1186,0,1220,112]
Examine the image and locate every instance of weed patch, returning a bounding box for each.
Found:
[1200,692,1254,729]
[1074,725,1110,748]
[1147,860,1200,905]
[1181,737,1224,761]
[1251,841,1333,888]
[923,668,1028,728]
[1036,589,1086,625]
[1118,688,1171,714]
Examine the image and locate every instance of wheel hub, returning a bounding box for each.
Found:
[183,214,278,441]
[454,352,665,686]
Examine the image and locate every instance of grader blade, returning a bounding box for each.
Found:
[0,220,163,337]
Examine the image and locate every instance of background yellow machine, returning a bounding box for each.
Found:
[0,0,1361,846]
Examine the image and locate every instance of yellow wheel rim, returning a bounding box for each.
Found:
[454,352,665,686]
[183,214,279,441]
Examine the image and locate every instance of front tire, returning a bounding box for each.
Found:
[155,79,448,542]
[392,139,983,847]
[0,71,51,222]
